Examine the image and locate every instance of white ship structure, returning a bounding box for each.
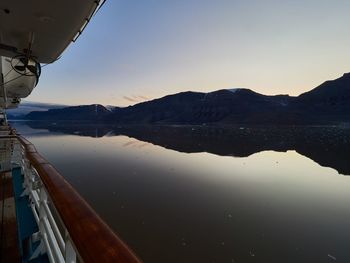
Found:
[0,1,141,262]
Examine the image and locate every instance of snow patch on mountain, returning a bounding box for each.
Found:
[227,88,242,93]
[105,105,117,111]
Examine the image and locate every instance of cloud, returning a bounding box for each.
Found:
[132,95,150,100]
[123,96,138,102]
[138,95,150,100]
[122,95,151,103]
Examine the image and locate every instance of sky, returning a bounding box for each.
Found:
[28,0,350,106]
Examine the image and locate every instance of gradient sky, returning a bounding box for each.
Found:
[28,0,350,106]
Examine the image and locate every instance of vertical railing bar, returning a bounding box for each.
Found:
[33,164,65,253]
[43,200,65,253]
[30,204,40,224]
[64,231,77,263]
[31,190,40,208]
[42,216,65,263]
[42,232,56,263]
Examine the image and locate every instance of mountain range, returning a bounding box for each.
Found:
[6,101,66,118]
[21,73,350,125]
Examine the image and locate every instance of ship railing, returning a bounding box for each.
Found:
[14,135,141,263]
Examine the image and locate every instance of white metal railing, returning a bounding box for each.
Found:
[13,140,78,263]
[11,134,141,263]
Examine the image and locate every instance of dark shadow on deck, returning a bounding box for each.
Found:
[0,171,20,263]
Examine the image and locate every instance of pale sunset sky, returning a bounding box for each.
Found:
[28,0,350,106]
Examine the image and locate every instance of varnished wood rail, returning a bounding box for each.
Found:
[17,135,142,263]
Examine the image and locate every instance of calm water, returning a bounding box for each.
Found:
[12,122,350,263]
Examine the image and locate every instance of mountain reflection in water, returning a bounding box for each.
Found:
[21,122,350,175]
[10,121,350,263]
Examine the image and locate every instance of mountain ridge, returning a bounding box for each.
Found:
[23,73,350,125]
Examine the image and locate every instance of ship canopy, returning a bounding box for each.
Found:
[0,0,104,109]
[0,0,103,63]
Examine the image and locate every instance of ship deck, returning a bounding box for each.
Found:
[0,154,20,262]
[0,124,141,263]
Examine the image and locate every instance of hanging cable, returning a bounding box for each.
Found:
[2,59,21,80]
[0,75,24,88]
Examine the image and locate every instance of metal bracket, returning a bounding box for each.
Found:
[29,240,46,260]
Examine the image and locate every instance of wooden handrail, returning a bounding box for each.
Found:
[17,135,142,263]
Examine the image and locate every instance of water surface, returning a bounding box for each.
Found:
[12,122,350,263]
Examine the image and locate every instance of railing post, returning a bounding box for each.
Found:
[65,231,77,263]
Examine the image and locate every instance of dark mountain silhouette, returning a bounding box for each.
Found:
[299,73,350,103]
[6,101,66,119]
[109,89,296,124]
[24,73,350,125]
[26,104,112,121]
[294,73,350,123]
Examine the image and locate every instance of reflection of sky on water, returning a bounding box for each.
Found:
[21,131,350,263]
